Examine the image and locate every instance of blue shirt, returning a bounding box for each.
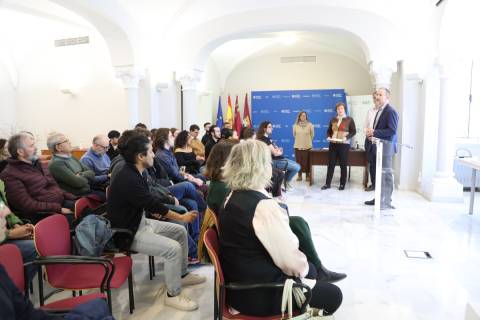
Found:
[80,148,111,183]
[155,148,186,183]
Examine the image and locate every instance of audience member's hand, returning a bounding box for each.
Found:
[194,178,204,186]
[181,211,198,223]
[196,155,205,161]
[0,204,11,217]
[61,207,73,214]
[174,197,180,206]
[8,225,33,239]
[366,128,374,137]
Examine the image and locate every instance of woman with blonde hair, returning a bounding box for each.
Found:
[293,111,314,181]
[219,140,342,316]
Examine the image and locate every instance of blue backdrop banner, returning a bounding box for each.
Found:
[251,89,347,159]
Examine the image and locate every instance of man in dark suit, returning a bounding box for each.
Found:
[364,87,399,209]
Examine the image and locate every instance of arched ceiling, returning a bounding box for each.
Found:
[2,0,443,77]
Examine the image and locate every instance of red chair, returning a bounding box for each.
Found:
[34,214,135,313]
[74,195,104,221]
[203,228,311,320]
[0,243,108,314]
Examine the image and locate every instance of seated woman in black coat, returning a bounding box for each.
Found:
[174,130,204,175]
[219,140,342,316]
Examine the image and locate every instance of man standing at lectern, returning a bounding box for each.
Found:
[364,87,399,209]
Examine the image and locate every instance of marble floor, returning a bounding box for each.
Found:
[34,169,480,320]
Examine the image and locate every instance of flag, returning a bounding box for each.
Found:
[216,96,223,128]
[226,95,234,125]
[243,93,252,128]
[234,95,242,136]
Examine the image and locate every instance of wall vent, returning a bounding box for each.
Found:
[280,56,316,63]
[55,36,89,47]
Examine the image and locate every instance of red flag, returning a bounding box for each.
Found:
[234,95,242,136]
[243,93,252,128]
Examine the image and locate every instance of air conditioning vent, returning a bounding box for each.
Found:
[55,36,89,47]
[280,56,316,63]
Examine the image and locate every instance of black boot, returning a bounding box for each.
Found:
[317,264,347,283]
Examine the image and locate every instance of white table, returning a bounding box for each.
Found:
[458,158,480,215]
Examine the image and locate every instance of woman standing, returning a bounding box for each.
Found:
[322,102,356,191]
[293,111,314,181]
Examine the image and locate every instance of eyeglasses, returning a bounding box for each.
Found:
[56,139,69,146]
[95,143,109,150]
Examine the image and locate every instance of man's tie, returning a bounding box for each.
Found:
[372,108,381,129]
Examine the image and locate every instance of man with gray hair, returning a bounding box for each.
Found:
[0,133,75,223]
[47,132,97,196]
[80,134,111,186]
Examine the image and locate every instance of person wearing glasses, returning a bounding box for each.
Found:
[80,134,111,187]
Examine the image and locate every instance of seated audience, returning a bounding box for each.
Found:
[0,139,8,173]
[107,135,206,311]
[0,133,74,222]
[0,183,37,282]
[174,131,203,175]
[47,133,97,196]
[107,130,121,160]
[111,129,204,260]
[257,121,301,190]
[219,140,343,316]
[80,135,111,187]
[204,125,221,160]
[201,122,211,145]
[154,129,205,188]
[188,125,205,159]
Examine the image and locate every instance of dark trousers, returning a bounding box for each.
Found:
[365,138,376,187]
[325,143,350,186]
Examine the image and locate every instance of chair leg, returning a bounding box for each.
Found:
[219,286,224,320]
[213,276,218,320]
[128,272,135,314]
[79,290,83,296]
[148,256,153,280]
[152,256,155,277]
[107,289,112,314]
[38,268,45,306]
[72,290,76,297]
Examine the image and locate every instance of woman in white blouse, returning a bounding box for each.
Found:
[218,140,342,316]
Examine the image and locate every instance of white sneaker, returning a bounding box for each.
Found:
[165,292,198,311]
[286,182,294,191]
[181,273,207,287]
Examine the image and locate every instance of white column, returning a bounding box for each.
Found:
[177,70,202,130]
[115,65,145,128]
[426,62,464,201]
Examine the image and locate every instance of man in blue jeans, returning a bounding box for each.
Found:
[256,121,301,190]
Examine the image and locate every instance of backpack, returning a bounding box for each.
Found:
[74,214,113,257]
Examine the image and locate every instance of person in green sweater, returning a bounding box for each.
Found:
[46,133,99,198]
[0,179,37,282]
[203,140,347,283]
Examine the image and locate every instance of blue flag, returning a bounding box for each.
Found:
[216,96,224,128]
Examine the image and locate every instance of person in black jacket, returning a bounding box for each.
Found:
[107,135,206,311]
[173,131,203,175]
[106,130,121,161]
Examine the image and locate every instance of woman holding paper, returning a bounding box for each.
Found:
[322,102,356,190]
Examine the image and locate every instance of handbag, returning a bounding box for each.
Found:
[280,279,335,320]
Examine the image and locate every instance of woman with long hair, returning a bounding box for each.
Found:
[293,111,314,181]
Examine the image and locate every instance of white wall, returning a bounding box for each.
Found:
[1,12,129,149]
[199,59,222,125]
[0,63,16,137]
[222,52,372,119]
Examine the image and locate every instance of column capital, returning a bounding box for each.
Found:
[176,69,203,91]
[369,61,395,90]
[114,65,145,89]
